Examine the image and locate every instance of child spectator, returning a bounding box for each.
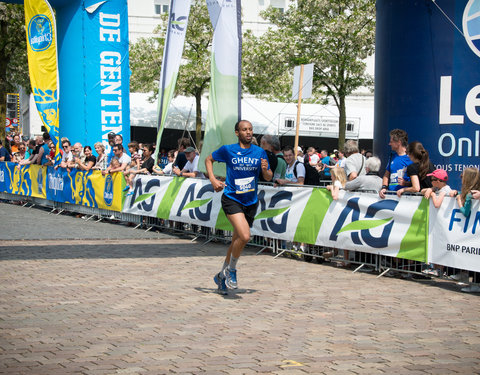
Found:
[422,169,452,208]
[153,149,175,175]
[127,142,142,171]
[456,167,480,217]
[326,166,347,200]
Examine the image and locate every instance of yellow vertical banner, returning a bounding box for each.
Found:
[24,0,60,163]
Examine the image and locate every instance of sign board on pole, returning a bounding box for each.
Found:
[292,63,314,100]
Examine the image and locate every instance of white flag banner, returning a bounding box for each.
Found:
[198,0,242,176]
[153,0,192,163]
[428,197,480,272]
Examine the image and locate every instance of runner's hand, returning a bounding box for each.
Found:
[211,178,225,192]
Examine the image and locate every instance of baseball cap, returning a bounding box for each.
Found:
[184,146,196,153]
[107,132,116,138]
[427,169,448,182]
[297,146,303,153]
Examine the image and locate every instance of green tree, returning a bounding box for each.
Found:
[130,0,212,145]
[0,3,29,143]
[242,0,375,150]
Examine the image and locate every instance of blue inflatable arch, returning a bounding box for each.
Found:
[4,0,130,149]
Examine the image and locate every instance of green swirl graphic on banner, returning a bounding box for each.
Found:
[181,197,213,211]
[337,217,393,234]
[134,193,156,205]
[398,198,429,262]
[156,177,186,219]
[254,207,289,220]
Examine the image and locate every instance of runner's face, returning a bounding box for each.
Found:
[236,122,253,145]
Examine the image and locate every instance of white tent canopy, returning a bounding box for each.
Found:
[130,92,374,139]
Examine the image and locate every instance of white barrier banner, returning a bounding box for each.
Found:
[122,175,310,240]
[314,191,428,260]
[122,176,429,261]
[428,197,480,272]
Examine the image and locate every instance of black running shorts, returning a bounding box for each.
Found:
[221,194,259,228]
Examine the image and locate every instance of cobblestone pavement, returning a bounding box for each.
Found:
[1,202,480,374]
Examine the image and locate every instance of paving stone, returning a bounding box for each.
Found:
[1,202,480,374]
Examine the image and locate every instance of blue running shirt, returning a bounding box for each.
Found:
[212,143,269,206]
[386,153,413,191]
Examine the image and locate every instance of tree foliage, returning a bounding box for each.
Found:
[129,0,212,144]
[242,0,376,149]
[0,3,29,141]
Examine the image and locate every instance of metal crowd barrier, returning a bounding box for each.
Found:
[1,190,477,288]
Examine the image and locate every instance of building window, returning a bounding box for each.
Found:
[154,0,169,14]
[270,0,285,13]
[346,122,354,132]
[285,118,295,128]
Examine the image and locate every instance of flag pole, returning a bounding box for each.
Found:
[294,64,304,158]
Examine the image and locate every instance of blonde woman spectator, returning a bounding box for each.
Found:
[93,142,108,171]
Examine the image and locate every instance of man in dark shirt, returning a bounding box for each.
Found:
[0,140,11,162]
[174,137,190,171]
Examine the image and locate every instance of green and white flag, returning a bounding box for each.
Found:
[154,0,192,163]
[198,0,242,176]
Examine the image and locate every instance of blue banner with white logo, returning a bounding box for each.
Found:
[55,0,130,151]
[375,0,480,190]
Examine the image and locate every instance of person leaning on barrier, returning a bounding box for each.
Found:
[36,132,51,166]
[12,142,27,163]
[153,149,175,175]
[274,145,305,186]
[422,169,453,208]
[379,129,413,199]
[173,137,190,171]
[173,147,205,178]
[103,144,131,175]
[396,141,434,197]
[93,142,108,171]
[75,146,96,171]
[344,156,383,193]
[124,143,155,195]
[59,140,74,169]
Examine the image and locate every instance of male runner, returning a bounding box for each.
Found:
[205,120,273,294]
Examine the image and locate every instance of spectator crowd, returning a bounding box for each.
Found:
[1,127,480,291]
[2,128,480,204]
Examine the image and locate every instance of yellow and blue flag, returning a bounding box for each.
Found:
[24,0,61,166]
